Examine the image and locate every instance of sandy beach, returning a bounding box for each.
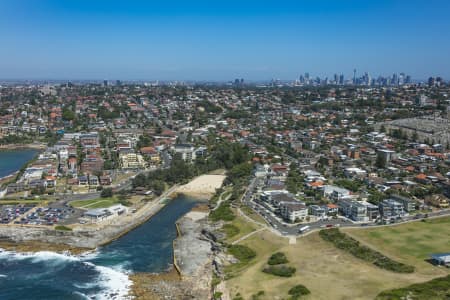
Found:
[176,174,226,197]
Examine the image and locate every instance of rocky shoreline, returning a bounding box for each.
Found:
[131,205,219,299]
[0,175,227,299]
[0,185,179,251]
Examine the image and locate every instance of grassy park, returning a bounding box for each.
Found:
[69,197,121,209]
[225,219,450,300]
[344,217,450,274]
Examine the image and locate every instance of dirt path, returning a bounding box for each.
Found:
[232,227,266,245]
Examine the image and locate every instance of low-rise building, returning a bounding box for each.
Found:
[173,144,196,162]
[309,205,327,218]
[391,194,416,212]
[279,202,308,222]
[337,199,368,222]
[379,199,404,219]
[120,152,146,169]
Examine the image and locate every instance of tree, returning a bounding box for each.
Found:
[375,155,386,169]
[62,108,76,121]
[101,187,113,198]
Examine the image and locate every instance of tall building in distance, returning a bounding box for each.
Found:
[291,71,423,87]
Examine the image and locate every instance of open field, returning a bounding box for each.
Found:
[69,197,120,209]
[225,228,449,300]
[224,213,260,244]
[239,205,267,224]
[344,217,450,276]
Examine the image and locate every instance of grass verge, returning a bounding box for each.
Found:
[320,228,415,273]
[376,274,450,300]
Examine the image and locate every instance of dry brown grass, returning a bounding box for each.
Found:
[226,229,447,300]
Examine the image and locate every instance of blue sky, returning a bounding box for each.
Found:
[0,0,450,80]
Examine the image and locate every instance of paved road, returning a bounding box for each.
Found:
[240,176,450,237]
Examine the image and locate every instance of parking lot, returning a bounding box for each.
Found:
[12,201,84,226]
[0,205,35,224]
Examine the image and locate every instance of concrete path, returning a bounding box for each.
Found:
[212,190,232,211]
[231,227,266,245]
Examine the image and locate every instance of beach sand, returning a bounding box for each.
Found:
[176,174,226,197]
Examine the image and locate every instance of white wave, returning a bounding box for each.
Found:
[0,274,7,278]
[85,262,133,300]
[0,248,79,264]
[78,250,100,260]
[110,261,132,274]
[0,248,133,299]
[72,291,91,299]
[73,282,98,289]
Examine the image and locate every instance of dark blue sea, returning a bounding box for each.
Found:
[0,195,199,300]
[0,149,38,178]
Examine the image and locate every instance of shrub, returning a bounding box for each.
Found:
[55,225,72,231]
[376,274,450,300]
[319,229,414,273]
[210,203,235,221]
[101,187,113,198]
[289,284,311,299]
[268,252,289,265]
[251,290,265,300]
[263,265,296,277]
[228,245,256,262]
[222,224,240,238]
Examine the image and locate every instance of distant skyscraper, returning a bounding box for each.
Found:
[399,73,405,85]
[299,75,305,84]
[103,80,108,87]
[333,74,338,84]
[392,73,398,86]
[405,75,411,84]
[339,74,344,85]
[116,80,122,86]
[353,69,357,84]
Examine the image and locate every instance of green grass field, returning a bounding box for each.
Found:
[69,197,120,209]
[345,217,450,274]
[225,217,450,300]
[225,213,260,244]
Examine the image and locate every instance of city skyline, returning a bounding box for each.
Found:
[1,1,450,80]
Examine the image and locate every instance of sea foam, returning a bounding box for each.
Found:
[0,248,133,299]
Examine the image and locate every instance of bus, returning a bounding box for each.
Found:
[299,225,310,233]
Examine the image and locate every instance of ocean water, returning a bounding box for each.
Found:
[0,150,38,178]
[0,195,199,300]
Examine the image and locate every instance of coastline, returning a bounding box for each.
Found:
[0,143,46,150]
[0,147,41,188]
[0,174,225,253]
[0,174,224,299]
[0,171,19,185]
[0,184,180,252]
[131,205,215,299]
[0,240,91,255]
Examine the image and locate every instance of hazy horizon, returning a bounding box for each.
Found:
[1,0,450,80]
